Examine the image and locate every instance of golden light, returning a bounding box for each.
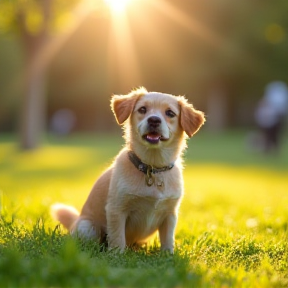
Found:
[150,0,222,48]
[107,0,142,90]
[104,0,132,13]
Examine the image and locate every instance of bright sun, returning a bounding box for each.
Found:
[104,0,132,13]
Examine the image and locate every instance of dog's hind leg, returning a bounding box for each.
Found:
[72,219,98,239]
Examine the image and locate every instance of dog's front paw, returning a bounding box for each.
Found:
[108,245,126,253]
[108,237,126,253]
[161,246,174,254]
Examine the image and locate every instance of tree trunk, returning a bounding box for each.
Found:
[20,61,46,149]
[18,0,51,149]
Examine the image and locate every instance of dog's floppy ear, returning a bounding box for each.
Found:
[178,97,205,138]
[111,87,147,125]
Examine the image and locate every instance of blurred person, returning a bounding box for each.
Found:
[254,81,288,153]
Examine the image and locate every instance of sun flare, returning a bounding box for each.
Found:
[104,0,132,13]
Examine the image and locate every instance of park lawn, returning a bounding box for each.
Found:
[0,131,287,287]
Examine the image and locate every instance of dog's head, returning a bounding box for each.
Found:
[111,87,205,147]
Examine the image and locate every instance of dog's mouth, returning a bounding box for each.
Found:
[143,132,169,144]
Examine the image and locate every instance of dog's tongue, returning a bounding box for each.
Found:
[147,134,160,141]
[146,133,161,144]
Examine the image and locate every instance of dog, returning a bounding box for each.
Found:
[51,87,205,253]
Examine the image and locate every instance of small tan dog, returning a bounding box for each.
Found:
[51,87,205,253]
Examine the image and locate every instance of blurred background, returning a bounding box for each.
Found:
[0,0,288,150]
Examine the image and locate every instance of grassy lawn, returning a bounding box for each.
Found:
[0,130,287,287]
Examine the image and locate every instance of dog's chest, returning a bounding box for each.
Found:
[124,194,179,239]
[126,193,178,212]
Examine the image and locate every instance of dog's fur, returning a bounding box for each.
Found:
[51,87,205,253]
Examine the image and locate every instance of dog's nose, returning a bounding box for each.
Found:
[148,116,161,128]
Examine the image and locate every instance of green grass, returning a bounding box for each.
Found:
[0,130,288,287]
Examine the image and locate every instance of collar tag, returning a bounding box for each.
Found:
[128,150,174,188]
[145,166,154,186]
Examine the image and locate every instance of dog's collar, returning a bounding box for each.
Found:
[128,150,174,175]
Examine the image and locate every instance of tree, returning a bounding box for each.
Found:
[0,0,88,149]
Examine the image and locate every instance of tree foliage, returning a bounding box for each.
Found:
[0,0,79,35]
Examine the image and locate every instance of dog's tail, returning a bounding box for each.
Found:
[51,203,79,230]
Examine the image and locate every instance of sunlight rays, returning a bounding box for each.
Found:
[77,0,224,92]
[103,0,225,92]
[19,0,104,92]
[22,0,225,96]
[106,2,142,90]
[104,0,132,13]
[149,0,223,49]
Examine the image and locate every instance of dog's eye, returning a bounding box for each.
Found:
[165,109,176,118]
[138,107,147,114]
